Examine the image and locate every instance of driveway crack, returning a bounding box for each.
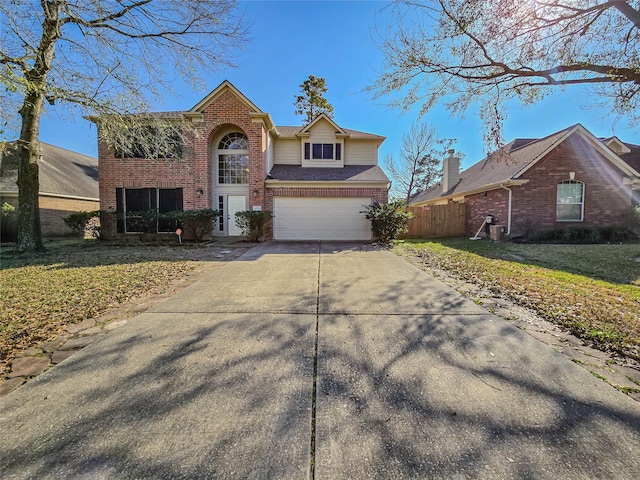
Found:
[309,241,321,480]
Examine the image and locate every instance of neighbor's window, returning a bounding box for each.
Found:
[218,132,249,184]
[115,187,183,233]
[304,142,341,160]
[556,180,584,222]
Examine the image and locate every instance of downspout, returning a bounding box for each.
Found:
[500,184,512,235]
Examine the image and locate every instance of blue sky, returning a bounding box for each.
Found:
[39,0,639,171]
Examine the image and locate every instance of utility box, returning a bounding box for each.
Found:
[490,225,506,242]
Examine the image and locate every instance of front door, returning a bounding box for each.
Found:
[227,195,246,236]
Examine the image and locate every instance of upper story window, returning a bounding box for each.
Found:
[556,180,584,222]
[305,142,342,160]
[115,126,183,159]
[219,132,249,150]
[218,132,249,184]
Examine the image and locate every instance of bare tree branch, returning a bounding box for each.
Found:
[370,0,640,152]
[0,0,249,253]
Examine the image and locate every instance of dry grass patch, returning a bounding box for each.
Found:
[1,239,242,373]
[395,239,640,361]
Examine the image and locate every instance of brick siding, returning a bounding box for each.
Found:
[99,89,266,238]
[465,133,634,236]
[265,186,387,212]
[39,195,100,237]
[98,87,387,240]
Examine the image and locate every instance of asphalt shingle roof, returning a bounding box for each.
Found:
[0,143,98,199]
[618,143,640,173]
[267,164,389,183]
[275,125,384,140]
[411,126,578,204]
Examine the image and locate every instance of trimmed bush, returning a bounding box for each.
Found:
[63,210,101,237]
[174,209,218,242]
[362,200,413,243]
[235,211,272,242]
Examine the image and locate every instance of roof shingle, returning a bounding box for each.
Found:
[0,143,98,199]
[267,164,389,183]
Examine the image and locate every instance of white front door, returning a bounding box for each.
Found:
[227,195,246,236]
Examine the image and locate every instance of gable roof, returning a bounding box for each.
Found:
[0,143,99,200]
[617,142,640,173]
[275,125,385,141]
[299,113,348,136]
[411,124,640,205]
[184,80,276,131]
[188,80,264,115]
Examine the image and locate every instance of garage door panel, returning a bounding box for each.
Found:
[274,197,372,241]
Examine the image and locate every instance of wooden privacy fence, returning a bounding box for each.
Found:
[402,203,467,238]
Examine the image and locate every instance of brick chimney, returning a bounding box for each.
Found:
[442,149,460,193]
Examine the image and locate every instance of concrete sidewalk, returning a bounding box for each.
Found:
[1,242,639,479]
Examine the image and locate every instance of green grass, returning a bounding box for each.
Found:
[0,239,236,373]
[394,239,640,361]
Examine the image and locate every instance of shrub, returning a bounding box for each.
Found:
[63,210,101,237]
[515,216,540,242]
[174,209,218,242]
[362,200,413,243]
[235,211,273,242]
[1,202,18,241]
[99,209,217,242]
[533,225,637,244]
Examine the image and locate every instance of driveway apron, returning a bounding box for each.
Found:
[1,241,639,480]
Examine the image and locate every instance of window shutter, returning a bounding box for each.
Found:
[176,188,183,211]
[304,142,310,160]
[115,188,124,233]
[335,143,341,160]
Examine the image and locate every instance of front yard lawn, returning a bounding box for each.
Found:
[0,240,242,374]
[395,239,640,362]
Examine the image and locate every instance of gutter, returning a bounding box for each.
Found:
[411,179,528,207]
[500,184,513,235]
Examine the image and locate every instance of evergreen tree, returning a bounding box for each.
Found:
[294,75,334,124]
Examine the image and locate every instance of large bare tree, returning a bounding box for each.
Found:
[370,0,640,150]
[1,0,247,253]
[385,122,456,202]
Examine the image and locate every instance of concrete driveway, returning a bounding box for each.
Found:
[1,242,639,479]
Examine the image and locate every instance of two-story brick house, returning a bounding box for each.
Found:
[96,80,389,241]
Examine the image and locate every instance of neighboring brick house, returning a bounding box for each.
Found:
[410,124,640,238]
[0,142,99,237]
[96,80,389,241]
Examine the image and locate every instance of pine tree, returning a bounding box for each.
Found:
[293,75,334,124]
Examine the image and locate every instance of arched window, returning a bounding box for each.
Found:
[556,180,584,222]
[218,132,249,184]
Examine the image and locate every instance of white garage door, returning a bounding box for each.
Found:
[274,197,372,241]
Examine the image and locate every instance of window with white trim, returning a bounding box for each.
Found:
[218,132,249,184]
[556,180,584,222]
[304,142,341,160]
